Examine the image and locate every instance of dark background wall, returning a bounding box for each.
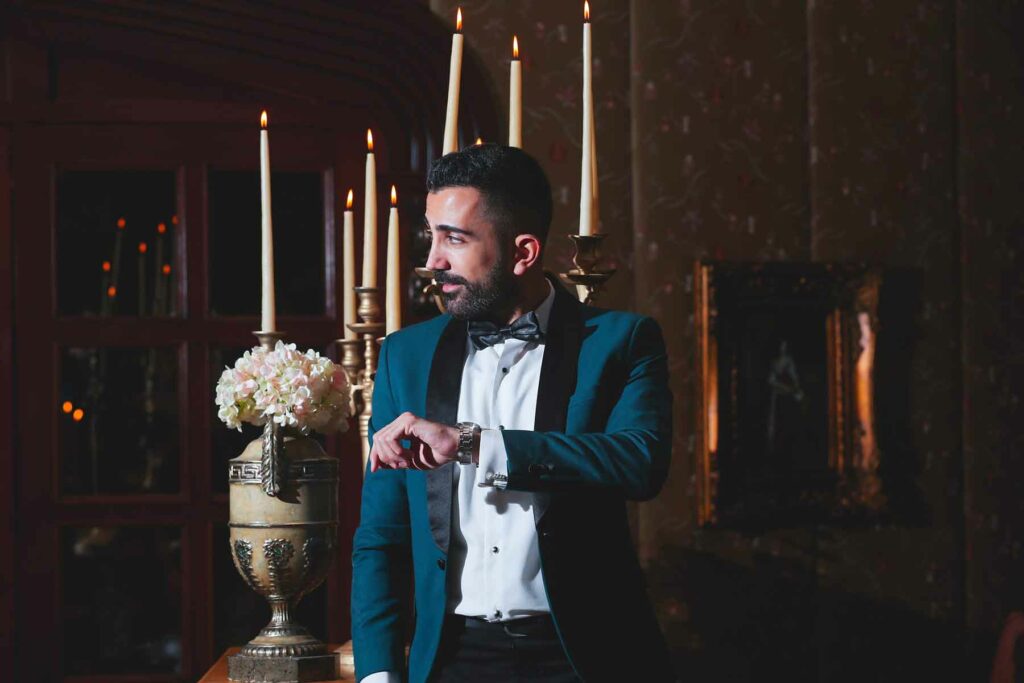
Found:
[430,0,1023,678]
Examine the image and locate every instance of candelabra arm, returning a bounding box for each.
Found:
[347,287,385,477]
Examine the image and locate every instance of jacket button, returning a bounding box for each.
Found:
[437,559,446,570]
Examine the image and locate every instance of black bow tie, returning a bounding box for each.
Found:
[468,311,544,350]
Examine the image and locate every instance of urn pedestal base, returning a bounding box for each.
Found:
[227,651,336,683]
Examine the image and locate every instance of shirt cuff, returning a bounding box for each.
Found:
[360,671,402,683]
[473,428,508,488]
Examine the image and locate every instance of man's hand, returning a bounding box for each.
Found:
[369,412,460,472]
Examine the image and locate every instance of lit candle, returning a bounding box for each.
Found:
[385,186,402,335]
[443,8,464,154]
[100,260,111,316]
[137,241,148,317]
[162,264,172,317]
[362,129,378,287]
[510,35,522,148]
[111,217,126,302]
[153,222,166,316]
[260,110,276,332]
[579,2,594,236]
[343,189,357,339]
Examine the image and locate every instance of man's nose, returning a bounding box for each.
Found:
[425,242,449,271]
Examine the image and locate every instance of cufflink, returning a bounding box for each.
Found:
[477,473,508,490]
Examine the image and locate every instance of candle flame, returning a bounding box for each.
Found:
[584,0,590,21]
[456,7,462,32]
[367,128,374,152]
[62,401,73,414]
[390,185,398,206]
[116,217,126,230]
[162,264,171,275]
[102,261,111,272]
[72,408,85,422]
[346,189,354,209]
[513,35,519,59]
[260,110,268,129]
[107,285,117,298]
[171,215,179,225]
[475,137,483,145]
[138,242,148,254]
[157,222,166,234]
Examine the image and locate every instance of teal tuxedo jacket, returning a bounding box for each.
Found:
[352,279,676,682]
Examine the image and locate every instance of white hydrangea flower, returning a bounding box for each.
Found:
[214,341,352,435]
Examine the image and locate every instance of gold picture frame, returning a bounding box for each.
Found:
[694,261,888,528]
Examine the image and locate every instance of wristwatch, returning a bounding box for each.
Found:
[455,421,482,465]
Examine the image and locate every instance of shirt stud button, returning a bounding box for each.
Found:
[501,367,509,374]
[491,546,499,554]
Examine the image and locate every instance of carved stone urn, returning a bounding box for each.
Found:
[227,427,338,682]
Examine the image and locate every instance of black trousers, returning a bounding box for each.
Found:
[432,614,581,682]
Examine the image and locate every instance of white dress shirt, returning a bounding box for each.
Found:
[447,281,554,621]
[362,283,555,683]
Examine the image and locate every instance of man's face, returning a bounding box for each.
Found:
[424,187,517,321]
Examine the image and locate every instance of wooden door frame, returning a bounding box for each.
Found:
[0,124,14,683]
[11,122,365,681]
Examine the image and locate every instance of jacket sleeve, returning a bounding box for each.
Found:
[351,338,411,680]
[499,315,673,501]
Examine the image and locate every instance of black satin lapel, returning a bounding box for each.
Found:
[534,277,584,433]
[425,315,466,554]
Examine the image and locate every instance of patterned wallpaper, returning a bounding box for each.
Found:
[956,0,1024,661]
[431,1,1022,678]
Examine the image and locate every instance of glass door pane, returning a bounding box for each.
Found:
[56,170,179,317]
[61,525,183,675]
[59,345,182,495]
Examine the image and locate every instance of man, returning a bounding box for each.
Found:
[352,145,675,682]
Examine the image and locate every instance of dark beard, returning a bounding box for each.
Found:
[434,259,519,322]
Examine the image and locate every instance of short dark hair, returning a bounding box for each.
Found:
[426,144,553,248]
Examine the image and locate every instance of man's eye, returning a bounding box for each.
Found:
[446,235,464,244]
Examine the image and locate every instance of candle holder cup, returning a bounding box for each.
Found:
[559,234,617,305]
[414,267,447,314]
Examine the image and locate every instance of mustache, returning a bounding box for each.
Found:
[432,271,469,286]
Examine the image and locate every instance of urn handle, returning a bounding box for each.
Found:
[261,420,284,497]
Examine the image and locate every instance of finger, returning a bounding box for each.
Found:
[416,439,440,469]
[409,440,430,470]
[376,427,403,467]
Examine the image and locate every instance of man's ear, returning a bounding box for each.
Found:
[512,234,542,275]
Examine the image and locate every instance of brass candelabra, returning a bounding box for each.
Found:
[335,287,385,473]
[558,234,616,305]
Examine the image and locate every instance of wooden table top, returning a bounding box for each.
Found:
[199,645,354,683]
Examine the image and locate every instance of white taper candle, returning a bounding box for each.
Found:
[443,8,464,154]
[259,111,276,332]
[362,129,378,288]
